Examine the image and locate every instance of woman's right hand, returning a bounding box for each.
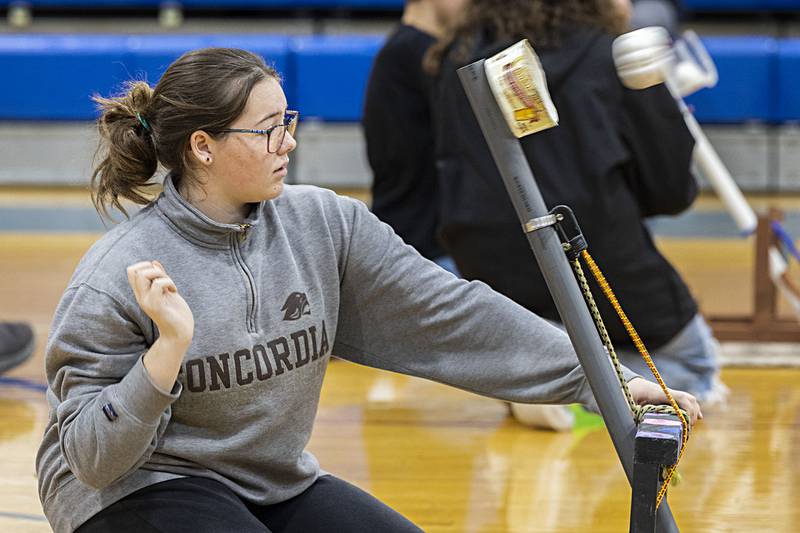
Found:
[127,260,194,345]
[627,377,703,426]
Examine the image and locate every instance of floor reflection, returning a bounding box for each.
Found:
[311,365,800,532]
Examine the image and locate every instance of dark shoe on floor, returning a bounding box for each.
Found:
[0,322,35,374]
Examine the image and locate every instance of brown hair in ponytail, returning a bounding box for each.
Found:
[91,81,157,218]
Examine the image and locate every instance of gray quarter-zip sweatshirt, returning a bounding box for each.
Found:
[36,175,634,532]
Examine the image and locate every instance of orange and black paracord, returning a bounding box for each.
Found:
[567,246,690,509]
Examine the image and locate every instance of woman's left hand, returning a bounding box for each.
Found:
[627,377,703,426]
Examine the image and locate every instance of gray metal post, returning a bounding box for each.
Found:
[458,60,679,532]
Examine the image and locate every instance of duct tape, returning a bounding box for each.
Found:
[484,39,559,138]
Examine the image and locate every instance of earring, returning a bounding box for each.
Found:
[206,157,212,163]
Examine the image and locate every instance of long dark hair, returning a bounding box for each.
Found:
[91,47,279,217]
[425,0,627,73]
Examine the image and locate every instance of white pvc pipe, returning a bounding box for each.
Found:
[614,28,759,236]
[675,91,759,236]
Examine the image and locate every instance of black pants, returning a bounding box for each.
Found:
[76,475,424,533]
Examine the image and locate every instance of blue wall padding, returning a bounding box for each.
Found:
[0,0,161,6]
[0,33,797,123]
[0,34,289,120]
[777,39,800,122]
[4,0,798,10]
[127,34,289,83]
[177,0,404,7]
[0,35,132,120]
[0,1,404,8]
[289,35,384,121]
[684,37,778,123]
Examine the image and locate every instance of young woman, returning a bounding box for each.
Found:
[36,47,700,533]
[427,0,726,426]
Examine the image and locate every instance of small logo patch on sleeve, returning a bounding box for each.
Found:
[101,403,118,422]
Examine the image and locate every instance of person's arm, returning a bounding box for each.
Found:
[332,197,702,423]
[334,197,620,407]
[619,84,698,217]
[333,199,701,421]
[47,261,192,489]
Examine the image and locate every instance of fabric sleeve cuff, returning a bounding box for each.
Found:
[622,364,642,384]
[110,355,182,425]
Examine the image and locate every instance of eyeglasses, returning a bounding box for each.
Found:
[216,110,299,153]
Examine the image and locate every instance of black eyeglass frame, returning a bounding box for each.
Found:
[215,110,299,153]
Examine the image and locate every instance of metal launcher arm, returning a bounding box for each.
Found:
[457,48,680,532]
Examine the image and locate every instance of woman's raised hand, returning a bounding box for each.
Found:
[126,260,194,346]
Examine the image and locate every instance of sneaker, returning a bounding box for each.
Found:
[509,402,575,432]
[0,322,35,374]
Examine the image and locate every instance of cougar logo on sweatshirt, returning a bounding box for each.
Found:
[281,292,310,321]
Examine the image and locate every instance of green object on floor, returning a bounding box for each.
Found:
[570,404,605,432]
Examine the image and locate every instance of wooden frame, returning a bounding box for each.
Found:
[708,209,800,342]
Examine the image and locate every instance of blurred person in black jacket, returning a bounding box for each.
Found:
[426,0,726,429]
[363,0,466,274]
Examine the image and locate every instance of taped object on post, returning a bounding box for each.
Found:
[484,39,559,138]
[612,26,674,90]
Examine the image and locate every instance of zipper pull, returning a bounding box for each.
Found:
[238,223,251,241]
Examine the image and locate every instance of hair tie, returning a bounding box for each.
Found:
[136,112,151,133]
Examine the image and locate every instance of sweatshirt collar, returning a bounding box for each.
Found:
[155,174,264,248]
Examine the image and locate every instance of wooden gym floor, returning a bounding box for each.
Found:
[0,190,798,532]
